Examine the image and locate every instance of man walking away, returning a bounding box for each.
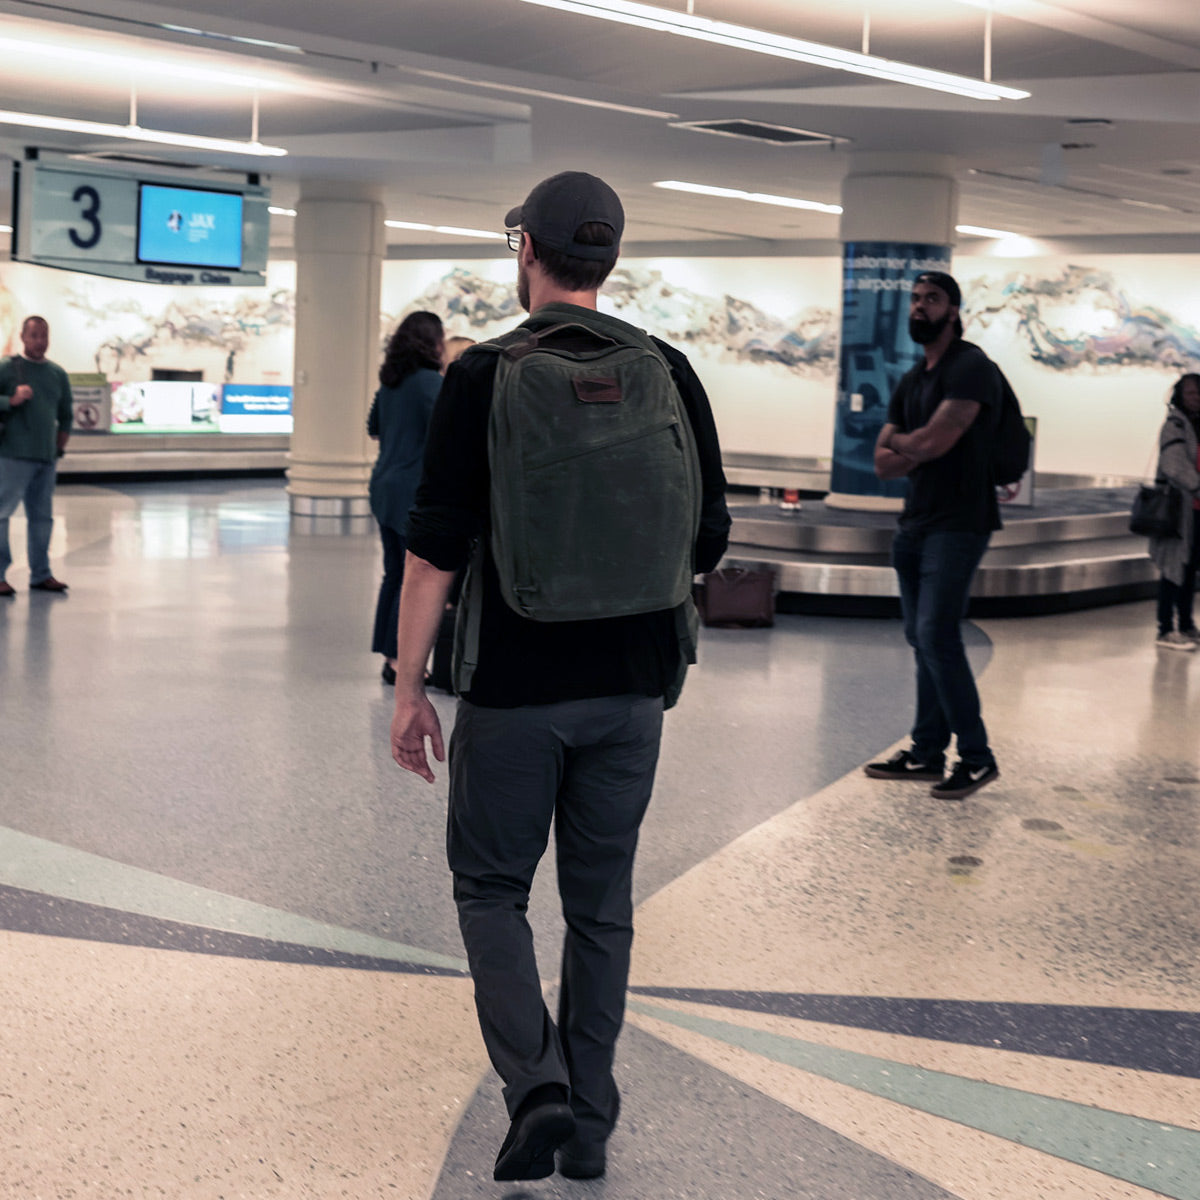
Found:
[866,271,1001,801]
[389,171,729,1181]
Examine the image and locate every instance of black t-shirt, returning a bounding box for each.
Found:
[887,339,1001,535]
[407,323,731,708]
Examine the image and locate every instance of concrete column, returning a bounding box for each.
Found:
[827,153,958,510]
[287,180,385,521]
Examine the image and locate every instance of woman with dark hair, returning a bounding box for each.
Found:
[1150,372,1200,651]
[368,311,444,682]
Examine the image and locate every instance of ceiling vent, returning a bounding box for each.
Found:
[671,119,849,148]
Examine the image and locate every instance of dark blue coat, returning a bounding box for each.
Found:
[367,367,443,534]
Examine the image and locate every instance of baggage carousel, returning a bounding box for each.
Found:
[720,456,1155,616]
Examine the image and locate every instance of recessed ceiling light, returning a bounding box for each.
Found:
[957,223,1018,238]
[0,35,288,90]
[160,24,303,54]
[1120,199,1177,212]
[654,180,842,214]
[384,220,505,240]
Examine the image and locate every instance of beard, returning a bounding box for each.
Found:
[908,312,951,344]
[517,261,531,313]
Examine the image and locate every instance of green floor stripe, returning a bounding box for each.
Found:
[0,826,468,972]
[630,999,1200,1198]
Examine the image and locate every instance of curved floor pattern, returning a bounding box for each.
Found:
[1,480,1197,1198]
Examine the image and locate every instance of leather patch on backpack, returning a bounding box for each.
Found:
[574,376,623,403]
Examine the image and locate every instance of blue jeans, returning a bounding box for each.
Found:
[0,456,57,583]
[892,528,993,768]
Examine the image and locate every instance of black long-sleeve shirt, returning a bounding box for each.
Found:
[408,327,730,708]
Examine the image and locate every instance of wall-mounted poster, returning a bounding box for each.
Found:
[831,242,951,498]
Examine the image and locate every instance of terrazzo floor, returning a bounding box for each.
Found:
[0,478,1197,1199]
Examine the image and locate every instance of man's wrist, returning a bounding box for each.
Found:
[393,678,427,703]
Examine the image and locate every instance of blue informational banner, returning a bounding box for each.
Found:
[219,384,294,432]
[831,242,952,498]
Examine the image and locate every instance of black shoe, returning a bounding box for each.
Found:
[29,576,68,593]
[494,1097,576,1182]
[558,1139,607,1179]
[931,761,998,800]
[864,748,944,782]
[380,661,396,685]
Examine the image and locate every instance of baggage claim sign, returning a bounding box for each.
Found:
[12,149,270,286]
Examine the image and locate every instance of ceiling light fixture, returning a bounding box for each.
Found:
[0,35,288,90]
[273,213,503,238]
[1120,198,1178,212]
[0,109,287,156]
[159,24,304,55]
[654,180,842,214]
[384,220,505,240]
[398,64,677,119]
[518,0,1029,101]
[956,223,1017,237]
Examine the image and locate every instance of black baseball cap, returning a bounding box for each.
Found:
[913,271,962,306]
[505,171,624,263]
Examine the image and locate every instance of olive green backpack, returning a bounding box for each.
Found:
[454,303,701,695]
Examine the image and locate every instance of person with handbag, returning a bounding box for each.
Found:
[1150,373,1200,651]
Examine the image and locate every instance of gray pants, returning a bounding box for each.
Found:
[447,693,664,1145]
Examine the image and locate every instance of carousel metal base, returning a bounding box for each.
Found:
[721,476,1154,617]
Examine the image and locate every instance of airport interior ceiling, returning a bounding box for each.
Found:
[0,1,1198,253]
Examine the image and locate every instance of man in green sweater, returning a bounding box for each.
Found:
[0,315,73,596]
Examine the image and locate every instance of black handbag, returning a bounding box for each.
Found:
[1129,482,1181,538]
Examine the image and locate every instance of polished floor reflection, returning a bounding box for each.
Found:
[1,479,1197,1199]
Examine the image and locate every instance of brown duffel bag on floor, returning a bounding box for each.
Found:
[696,567,776,628]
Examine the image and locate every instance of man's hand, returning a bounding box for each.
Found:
[11,384,32,407]
[390,691,446,783]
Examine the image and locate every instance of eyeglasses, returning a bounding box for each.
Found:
[505,230,522,251]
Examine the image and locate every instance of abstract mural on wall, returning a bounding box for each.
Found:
[961,264,1200,373]
[0,260,296,384]
[5,248,1200,475]
[387,263,837,376]
[78,288,296,382]
[955,255,1200,477]
[382,265,522,340]
[605,266,836,375]
[382,257,842,458]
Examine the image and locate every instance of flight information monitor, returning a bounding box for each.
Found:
[137,184,244,270]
